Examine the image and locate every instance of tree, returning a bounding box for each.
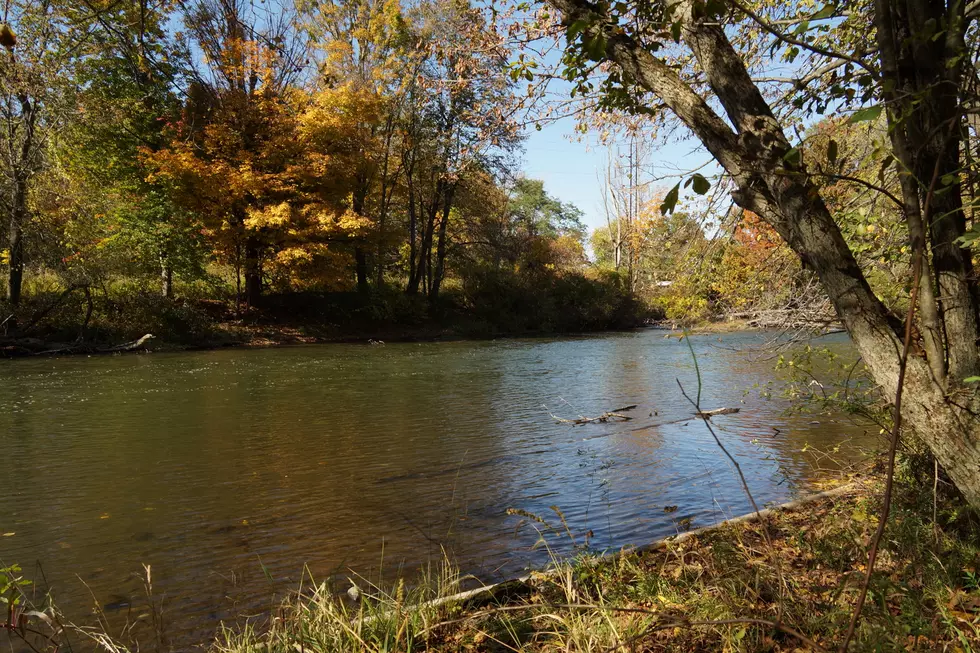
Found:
[502,177,586,270]
[145,0,315,306]
[298,0,414,293]
[540,0,980,505]
[401,0,521,300]
[64,0,204,299]
[0,1,79,307]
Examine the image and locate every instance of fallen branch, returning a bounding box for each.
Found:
[552,404,638,425]
[36,334,155,357]
[695,407,741,418]
[106,333,155,352]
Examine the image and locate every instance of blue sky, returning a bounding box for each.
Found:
[520,117,717,232]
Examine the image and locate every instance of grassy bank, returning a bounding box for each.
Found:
[206,475,978,653]
[0,276,651,356]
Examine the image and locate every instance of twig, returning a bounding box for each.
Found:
[837,244,922,652]
[676,335,764,525]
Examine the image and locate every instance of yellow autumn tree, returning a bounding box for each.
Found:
[144,0,384,302]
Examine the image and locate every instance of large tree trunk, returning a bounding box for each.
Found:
[7,93,36,310]
[355,248,369,294]
[243,234,261,307]
[547,0,980,506]
[429,185,456,301]
[352,177,370,295]
[877,0,979,380]
[160,254,173,299]
[6,189,25,307]
[408,180,441,296]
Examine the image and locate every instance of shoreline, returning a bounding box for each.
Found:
[11,471,979,652]
[0,319,681,359]
[1,315,844,360]
[211,473,976,652]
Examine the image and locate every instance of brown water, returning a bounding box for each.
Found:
[0,330,876,647]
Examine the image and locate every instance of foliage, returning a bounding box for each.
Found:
[0,0,615,343]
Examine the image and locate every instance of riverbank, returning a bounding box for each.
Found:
[10,468,978,652]
[0,285,653,357]
[207,473,978,653]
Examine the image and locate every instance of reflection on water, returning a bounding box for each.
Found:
[0,329,875,646]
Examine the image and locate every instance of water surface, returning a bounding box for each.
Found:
[0,329,876,646]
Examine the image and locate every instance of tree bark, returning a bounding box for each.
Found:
[351,175,371,295]
[875,0,979,381]
[429,184,456,301]
[355,247,368,294]
[6,188,25,307]
[243,234,261,307]
[546,0,980,505]
[160,254,173,299]
[6,93,35,309]
[407,178,418,293]
[408,180,442,296]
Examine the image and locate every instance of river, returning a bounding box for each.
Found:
[0,329,876,648]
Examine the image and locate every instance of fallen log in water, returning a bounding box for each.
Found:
[1,334,156,358]
[695,407,740,418]
[553,404,638,425]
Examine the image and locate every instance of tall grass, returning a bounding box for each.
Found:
[214,556,467,653]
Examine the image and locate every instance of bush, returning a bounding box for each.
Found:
[459,266,649,334]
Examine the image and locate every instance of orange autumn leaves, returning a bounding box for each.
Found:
[143,40,382,291]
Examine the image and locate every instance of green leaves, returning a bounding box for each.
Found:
[848,105,882,123]
[783,147,802,168]
[691,173,710,194]
[664,174,710,214]
[956,226,980,247]
[566,19,591,40]
[584,33,607,60]
[661,182,681,215]
[811,3,836,19]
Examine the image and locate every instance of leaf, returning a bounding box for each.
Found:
[827,139,839,164]
[584,34,606,60]
[848,105,882,123]
[691,173,710,194]
[670,21,682,43]
[0,24,16,51]
[566,19,590,40]
[660,182,681,214]
[963,376,980,383]
[783,147,802,167]
[811,3,836,19]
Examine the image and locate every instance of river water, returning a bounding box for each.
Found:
[0,329,876,647]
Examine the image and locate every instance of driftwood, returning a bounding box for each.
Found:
[105,333,155,352]
[695,407,740,419]
[1,333,157,358]
[553,404,638,425]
